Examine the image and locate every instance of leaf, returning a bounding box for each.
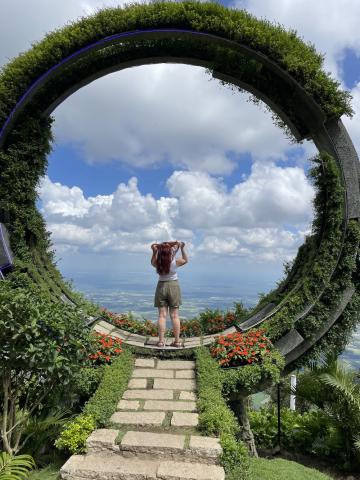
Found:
[0,452,35,480]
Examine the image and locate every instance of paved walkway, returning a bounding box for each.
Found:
[93,319,237,350]
[60,358,225,480]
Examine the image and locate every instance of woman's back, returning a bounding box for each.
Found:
[158,256,177,281]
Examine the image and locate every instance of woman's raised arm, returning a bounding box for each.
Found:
[150,243,158,267]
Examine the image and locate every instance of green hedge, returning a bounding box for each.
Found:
[55,348,134,454]
[195,348,250,480]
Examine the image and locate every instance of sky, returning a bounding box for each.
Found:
[1,0,360,309]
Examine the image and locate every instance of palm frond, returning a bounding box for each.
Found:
[0,452,35,480]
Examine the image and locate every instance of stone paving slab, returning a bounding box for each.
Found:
[86,429,118,453]
[126,339,146,347]
[157,360,195,370]
[175,370,195,379]
[121,431,185,452]
[179,391,197,401]
[97,320,114,331]
[127,333,148,341]
[60,453,158,479]
[154,379,196,391]
[110,329,129,340]
[123,389,174,400]
[171,412,199,427]
[135,358,155,368]
[93,324,113,335]
[222,326,237,334]
[157,460,225,480]
[133,368,174,378]
[145,337,161,346]
[128,378,147,389]
[118,399,140,410]
[201,338,217,346]
[144,400,197,412]
[189,436,222,456]
[111,411,165,426]
[183,337,201,344]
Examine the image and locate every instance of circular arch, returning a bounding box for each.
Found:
[0,2,359,372]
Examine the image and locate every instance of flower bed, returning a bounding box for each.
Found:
[210,328,273,367]
[100,307,237,338]
[88,332,123,365]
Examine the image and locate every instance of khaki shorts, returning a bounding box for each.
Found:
[154,280,182,308]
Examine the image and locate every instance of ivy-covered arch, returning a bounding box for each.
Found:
[0,1,359,372]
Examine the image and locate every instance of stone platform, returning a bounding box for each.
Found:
[93,319,237,351]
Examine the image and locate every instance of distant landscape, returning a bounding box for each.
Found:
[76,280,360,370]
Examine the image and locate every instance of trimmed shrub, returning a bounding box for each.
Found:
[56,348,134,453]
[54,414,96,455]
[83,349,134,426]
[195,348,250,479]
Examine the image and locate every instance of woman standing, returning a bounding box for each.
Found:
[151,241,188,348]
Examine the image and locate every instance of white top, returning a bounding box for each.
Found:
[158,256,178,281]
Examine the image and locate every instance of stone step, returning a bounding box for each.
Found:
[122,389,174,400]
[135,358,155,368]
[60,453,158,479]
[157,360,195,370]
[110,411,165,426]
[120,431,222,465]
[60,454,225,480]
[153,379,196,391]
[87,430,223,466]
[179,392,197,401]
[143,400,197,412]
[171,412,199,427]
[158,460,225,480]
[175,370,195,379]
[132,368,174,378]
[128,378,147,389]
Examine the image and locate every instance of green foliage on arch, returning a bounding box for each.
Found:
[0,1,352,123]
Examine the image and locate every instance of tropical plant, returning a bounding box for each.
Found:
[293,353,360,469]
[0,280,93,454]
[0,452,35,480]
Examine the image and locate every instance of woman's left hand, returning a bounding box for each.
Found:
[151,243,158,251]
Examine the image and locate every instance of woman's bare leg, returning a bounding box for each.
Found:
[170,307,181,343]
[158,306,168,344]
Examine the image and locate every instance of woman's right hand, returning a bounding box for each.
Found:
[180,241,185,248]
[151,243,158,251]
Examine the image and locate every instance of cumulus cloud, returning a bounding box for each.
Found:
[38,160,314,262]
[52,63,308,175]
[166,163,314,230]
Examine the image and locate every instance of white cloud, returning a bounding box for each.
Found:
[166,163,314,230]
[38,160,314,262]
[53,63,307,175]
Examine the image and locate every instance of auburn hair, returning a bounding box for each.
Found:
[155,242,178,275]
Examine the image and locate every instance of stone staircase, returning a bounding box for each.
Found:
[60,358,225,480]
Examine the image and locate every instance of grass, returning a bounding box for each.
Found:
[249,457,333,480]
[28,463,61,480]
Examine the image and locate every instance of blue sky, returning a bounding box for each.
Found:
[1,0,360,311]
